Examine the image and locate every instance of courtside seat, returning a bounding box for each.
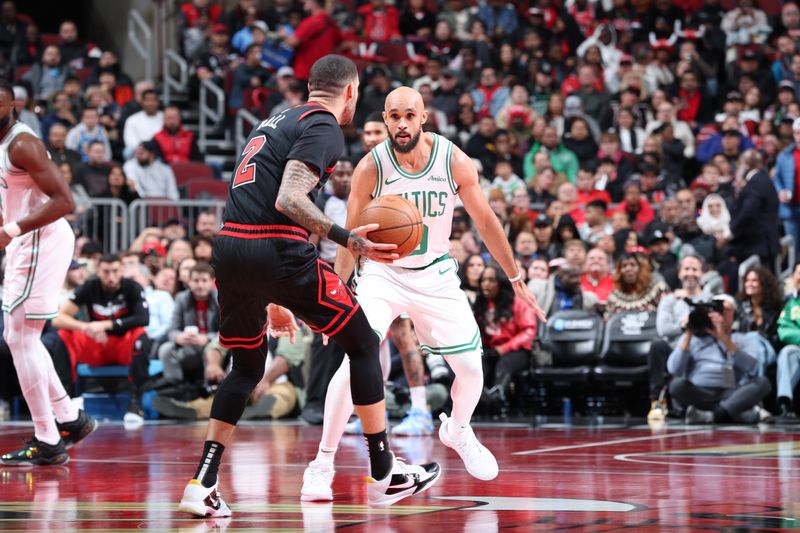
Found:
[533,310,603,383]
[593,311,656,384]
[76,360,163,420]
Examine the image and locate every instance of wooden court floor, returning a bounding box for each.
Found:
[0,418,799,531]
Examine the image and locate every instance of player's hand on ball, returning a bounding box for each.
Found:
[512,279,547,322]
[348,223,399,263]
[267,303,299,344]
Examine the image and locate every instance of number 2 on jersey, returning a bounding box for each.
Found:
[232,135,266,188]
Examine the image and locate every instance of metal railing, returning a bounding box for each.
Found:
[235,108,260,155]
[128,198,226,246]
[163,49,188,105]
[198,78,226,152]
[128,9,153,83]
[777,235,796,281]
[75,198,130,252]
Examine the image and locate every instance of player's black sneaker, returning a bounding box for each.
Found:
[56,409,98,449]
[0,437,69,466]
[365,453,441,506]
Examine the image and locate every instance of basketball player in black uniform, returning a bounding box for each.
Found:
[179,55,441,517]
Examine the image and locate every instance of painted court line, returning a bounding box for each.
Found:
[513,429,709,455]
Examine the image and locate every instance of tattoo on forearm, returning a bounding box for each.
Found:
[400,348,426,387]
[276,160,333,236]
[349,235,371,254]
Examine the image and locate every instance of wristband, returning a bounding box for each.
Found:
[3,222,21,239]
[508,271,522,283]
[328,224,351,247]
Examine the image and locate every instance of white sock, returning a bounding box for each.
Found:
[51,394,78,424]
[7,314,60,445]
[409,386,427,412]
[444,350,483,428]
[314,446,337,466]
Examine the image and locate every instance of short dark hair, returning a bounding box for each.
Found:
[587,199,608,211]
[191,235,214,248]
[308,54,357,94]
[100,252,120,264]
[141,89,159,100]
[190,261,215,278]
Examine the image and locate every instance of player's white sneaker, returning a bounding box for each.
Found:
[438,413,498,480]
[300,460,335,501]
[365,453,441,507]
[178,479,232,518]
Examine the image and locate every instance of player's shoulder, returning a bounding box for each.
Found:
[122,277,145,294]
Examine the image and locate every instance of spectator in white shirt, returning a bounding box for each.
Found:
[123,89,163,159]
[122,141,180,200]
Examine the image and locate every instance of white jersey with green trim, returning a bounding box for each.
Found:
[370,132,457,269]
[0,122,48,225]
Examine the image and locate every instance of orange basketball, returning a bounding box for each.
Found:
[357,195,424,258]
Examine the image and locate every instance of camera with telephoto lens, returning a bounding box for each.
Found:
[684,299,725,336]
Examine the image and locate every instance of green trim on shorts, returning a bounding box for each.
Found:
[25,312,57,320]
[371,147,383,198]
[445,140,457,195]
[2,229,41,315]
[420,328,481,356]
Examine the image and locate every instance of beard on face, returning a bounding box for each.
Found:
[390,129,421,154]
[0,112,13,132]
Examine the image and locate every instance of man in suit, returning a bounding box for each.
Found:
[723,149,780,292]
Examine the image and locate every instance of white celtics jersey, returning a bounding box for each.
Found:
[370,133,457,269]
[0,122,48,224]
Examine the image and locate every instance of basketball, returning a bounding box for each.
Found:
[357,195,423,258]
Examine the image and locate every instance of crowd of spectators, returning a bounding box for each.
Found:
[6,0,800,425]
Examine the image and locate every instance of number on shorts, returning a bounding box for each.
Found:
[232,135,267,188]
[409,224,429,256]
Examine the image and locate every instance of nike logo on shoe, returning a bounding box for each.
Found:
[385,473,420,495]
[204,490,221,511]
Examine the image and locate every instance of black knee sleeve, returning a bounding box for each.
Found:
[129,333,152,390]
[331,310,384,406]
[210,344,268,425]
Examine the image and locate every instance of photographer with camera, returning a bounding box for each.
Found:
[667,294,771,424]
[647,254,713,421]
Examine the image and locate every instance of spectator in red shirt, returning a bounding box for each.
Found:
[153,106,202,164]
[180,0,222,28]
[614,180,655,233]
[357,0,401,43]
[281,0,341,82]
[582,247,614,303]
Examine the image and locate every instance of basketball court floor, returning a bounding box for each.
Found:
[0,418,798,531]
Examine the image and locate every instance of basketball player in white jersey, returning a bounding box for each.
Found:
[0,80,97,466]
[299,86,545,500]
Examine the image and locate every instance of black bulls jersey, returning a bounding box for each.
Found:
[224,103,345,227]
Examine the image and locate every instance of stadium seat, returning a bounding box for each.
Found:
[593,311,657,385]
[13,65,31,83]
[533,310,604,384]
[143,198,182,228]
[39,33,60,47]
[171,161,214,188]
[185,178,229,200]
[75,360,163,420]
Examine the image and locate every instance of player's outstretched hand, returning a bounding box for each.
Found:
[267,303,299,344]
[348,223,399,263]
[512,279,547,323]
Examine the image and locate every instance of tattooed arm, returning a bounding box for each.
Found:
[275,160,398,262]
